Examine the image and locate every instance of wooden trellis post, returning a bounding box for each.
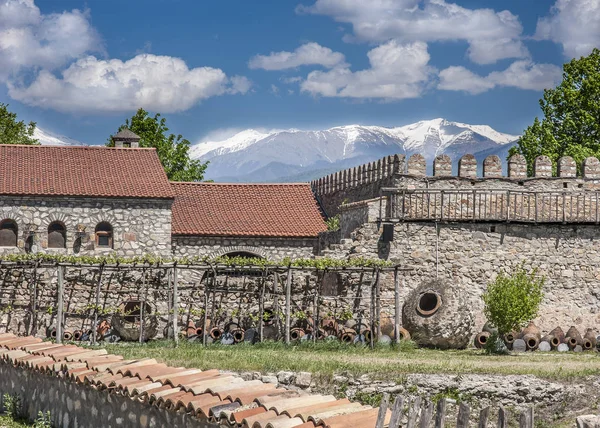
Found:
[56,265,64,344]
[285,268,292,345]
[172,265,179,347]
[139,267,147,344]
[394,267,401,344]
[91,264,104,345]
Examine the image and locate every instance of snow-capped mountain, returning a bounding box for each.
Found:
[193,119,519,182]
[34,128,80,146]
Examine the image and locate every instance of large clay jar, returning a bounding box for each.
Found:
[402,279,475,349]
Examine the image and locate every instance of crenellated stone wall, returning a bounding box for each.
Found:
[312,153,600,218]
[0,196,173,257]
[316,152,600,336]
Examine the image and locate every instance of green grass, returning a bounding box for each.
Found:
[100,340,600,381]
[0,415,32,428]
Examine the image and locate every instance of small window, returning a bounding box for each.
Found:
[0,219,17,247]
[48,222,66,248]
[95,222,113,249]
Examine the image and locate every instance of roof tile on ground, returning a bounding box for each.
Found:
[0,333,380,428]
[171,182,327,237]
[0,145,174,199]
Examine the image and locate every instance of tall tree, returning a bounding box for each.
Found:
[108,108,208,181]
[0,103,39,145]
[510,48,600,175]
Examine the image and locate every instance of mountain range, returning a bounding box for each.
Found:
[33,118,520,182]
[191,119,519,182]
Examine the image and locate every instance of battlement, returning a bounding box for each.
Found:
[311,153,600,217]
[311,153,600,198]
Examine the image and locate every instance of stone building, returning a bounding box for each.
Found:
[312,153,600,333]
[0,133,327,260]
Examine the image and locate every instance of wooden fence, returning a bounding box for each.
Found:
[381,188,600,224]
[375,393,535,428]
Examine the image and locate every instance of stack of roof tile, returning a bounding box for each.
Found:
[0,333,390,428]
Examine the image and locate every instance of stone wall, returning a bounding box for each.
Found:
[331,215,600,333]
[311,154,405,216]
[0,196,173,257]
[172,235,318,260]
[0,362,211,428]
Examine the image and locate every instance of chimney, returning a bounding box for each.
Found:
[112,128,141,148]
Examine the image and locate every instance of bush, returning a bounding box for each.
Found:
[482,266,544,336]
[325,215,340,231]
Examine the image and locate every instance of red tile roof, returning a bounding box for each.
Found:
[0,332,388,428]
[0,145,174,199]
[171,183,327,237]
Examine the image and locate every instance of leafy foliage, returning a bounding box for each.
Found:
[482,266,544,336]
[510,48,600,175]
[0,252,392,269]
[325,215,340,231]
[0,103,38,145]
[108,108,208,181]
[2,394,22,420]
[32,412,52,428]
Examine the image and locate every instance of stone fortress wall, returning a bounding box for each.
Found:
[314,153,600,335]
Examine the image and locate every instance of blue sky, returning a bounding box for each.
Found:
[0,0,598,145]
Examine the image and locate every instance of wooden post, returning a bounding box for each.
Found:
[203,291,208,347]
[394,268,400,343]
[375,393,390,428]
[478,407,490,428]
[407,396,422,428]
[139,267,147,344]
[273,272,280,336]
[166,269,173,339]
[388,396,404,428]
[519,407,533,428]
[29,261,39,336]
[456,403,470,428]
[259,278,265,343]
[173,265,179,347]
[285,268,292,345]
[375,268,381,339]
[312,292,318,343]
[91,264,104,345]
[420,402,434,428]
[497,406,507,428]
[56,265,64,344]
[434,399,447,428]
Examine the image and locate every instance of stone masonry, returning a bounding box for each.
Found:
[313,152,600,335]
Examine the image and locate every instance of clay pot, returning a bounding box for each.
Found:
[402,279,475,349]
[474,331,491,349]
[583,328,597,351]
[565,326,583,349]
[521,322,541,351]
[548,326,565,343]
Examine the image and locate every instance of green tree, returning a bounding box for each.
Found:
[109,108,208,181]
[0,103,39,145]
[510,48,600,175]
[482,266,544,336]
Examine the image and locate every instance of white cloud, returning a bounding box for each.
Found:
[8,54,251,113]
[438,66,495,95]
[301,40,434,99]
[0,0,101,79]
[0,1,250,113]
[438,61,562,94]
[535,0,600,58]
[249,42,346,70]
[299,0,528,64]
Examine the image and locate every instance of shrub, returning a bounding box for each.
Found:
[482,266,544,336]
[325,215,340,231]
[33,411,52,428]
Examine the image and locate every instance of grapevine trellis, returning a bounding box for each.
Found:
[0,255,410,348]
